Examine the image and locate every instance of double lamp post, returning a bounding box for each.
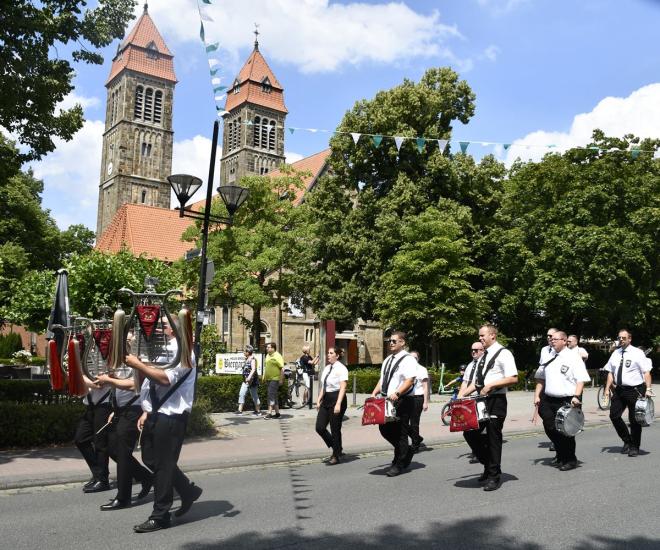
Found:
[167,120,249,365]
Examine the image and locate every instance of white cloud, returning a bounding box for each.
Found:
[504,83,660,165]
[482,44,500,62]
[284,151,304,164]
[142,0,466,73]
[475,0,530,15]
[58,92,101,112]
[171,135,219,205]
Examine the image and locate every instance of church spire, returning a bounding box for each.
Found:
[254,23,260,51]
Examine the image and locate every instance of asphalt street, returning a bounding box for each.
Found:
[2,424,659,549]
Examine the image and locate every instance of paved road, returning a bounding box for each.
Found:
[2,424,659,549]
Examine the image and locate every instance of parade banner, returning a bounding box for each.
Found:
[215,352,264,376]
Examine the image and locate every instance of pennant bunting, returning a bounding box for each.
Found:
[631,147,641,159]
[459,141,469,154]
[211,77,221,85]
[208,58,219,67]
[199,7,214,21]
[437,139,448,153]
[199,21,205,42]
[213,86,227,93]
[289,128,295,134]
[205,42,219,53]
[503,143,511,151]
[351,133,361,145]
[394,136,404,151]
[416,137,426,153]
[372,135,383,148]
[210,68,219,76]
[201,0,212,4]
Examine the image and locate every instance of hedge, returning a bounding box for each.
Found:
[197,375,288,412]
[0,379,72,404]
[0,402,86,447]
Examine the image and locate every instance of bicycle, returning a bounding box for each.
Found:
[285,365,307,408]
[596,369,611,410]
[440,387,460,426]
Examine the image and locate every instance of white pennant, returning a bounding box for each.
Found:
[350,133,361,144]
[437,139,448,153]
[394,136,405,151]
[208,58,220,68]
[199,7,214,22]
[211,77,221,85]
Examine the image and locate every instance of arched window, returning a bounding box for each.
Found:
[228,121,234,151]
[236,117,242,149]
[134,86,144,120]
[141,189,147,203]
[268,120,276,151]
[260,118,269,149]
[153,90,162,124]
[253,116,261,147]
[144,88,153,121]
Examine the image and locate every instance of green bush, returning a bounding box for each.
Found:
[199,325,226,375]
[0,333,23,357]
[186,396,215,437]
[0,402,86,448]
[196,375,288,412]
[0,379,73,404]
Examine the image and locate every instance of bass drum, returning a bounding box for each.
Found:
[634,397,654,427]
[555,405,584,437]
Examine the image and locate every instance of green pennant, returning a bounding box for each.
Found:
[199,22,205,43]
[503,143,511,151]
[416,137,426,153]
[372,135,383,148]
[201,0,212,4]
[631,147,641,159]
[209,68,219,76]
[213,86,227,93]
[289,128,295,134]
[459,141,469,154]
[205,42,219,53]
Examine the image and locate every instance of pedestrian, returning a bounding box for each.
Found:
[95,371,153,509]
[567,335,589,364]
[409,350,429,453]
[75,376,112,494]
[126,313,202,533]
[263,342,284,419]
[298,345,319,407]
[603,329,653,457]
[534,331,590,471]
[315,347,349,464]
[457,324,518,491]
[370,331,418,477]
[237,345,261,415]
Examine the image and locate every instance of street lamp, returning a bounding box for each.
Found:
[167,120,249,374]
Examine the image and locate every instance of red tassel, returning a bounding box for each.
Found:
[48,340,64,391]
[67,339,86,397]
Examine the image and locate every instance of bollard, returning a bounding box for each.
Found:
[309,373,314,409]
[352,374,357,406]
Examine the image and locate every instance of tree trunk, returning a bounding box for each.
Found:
[252,306,262,351]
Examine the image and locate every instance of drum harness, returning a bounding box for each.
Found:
[474,347,506,418]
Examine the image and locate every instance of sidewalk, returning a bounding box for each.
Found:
[0,387,615,489]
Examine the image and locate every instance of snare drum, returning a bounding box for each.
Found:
[555,405,584,437]
[449,396,489,432]
[634,397,654,427]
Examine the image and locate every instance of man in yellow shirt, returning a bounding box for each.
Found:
[263,342,284,419]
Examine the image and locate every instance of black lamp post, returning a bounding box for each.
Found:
[168,120,249,370]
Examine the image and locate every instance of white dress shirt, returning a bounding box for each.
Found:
[476,342,518,394]
[141,356,196,415]
[85,386,110,406]
[379,351,417,396]
[604,345,651,386]
[537,347,590,397]
[319,361,349,393]
[413,365,429,396]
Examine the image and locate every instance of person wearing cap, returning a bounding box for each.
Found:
[237,345,261,415]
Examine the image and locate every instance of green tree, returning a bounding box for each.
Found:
[184,169,306,348]
[485,131,660,344]
[0,0,137,162]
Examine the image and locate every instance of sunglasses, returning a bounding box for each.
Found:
[388,339,400,344]
[470,349,482,353]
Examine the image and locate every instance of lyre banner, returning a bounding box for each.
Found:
[215,353,264,376]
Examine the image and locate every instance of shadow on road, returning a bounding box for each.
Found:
[453,472,518,489]
[176,499,238,525]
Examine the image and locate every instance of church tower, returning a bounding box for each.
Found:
[96,4,177,238]
[220,32,287,185]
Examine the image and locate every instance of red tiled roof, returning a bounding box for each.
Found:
[269,149,331,204]
[106,9,176,85]
[96,204,195,262]
[225,47,287,113]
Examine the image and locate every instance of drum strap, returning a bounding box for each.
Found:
[467,360,479,385]
[476,348,505,388]
[542,355,558,368]
[149,368,192,413]
[111,387,140,415]
[382,355,410,396]
[88,390,111,409]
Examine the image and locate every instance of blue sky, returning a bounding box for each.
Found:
[28,0,660,231]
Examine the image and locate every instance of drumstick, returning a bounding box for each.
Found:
[530,404,539,425]
[95,419,113,435]
[137,426,144,450]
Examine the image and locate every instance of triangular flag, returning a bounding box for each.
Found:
[631,147,641,159]
[216,108,229,116]
[416,137,426,153]
[213,86,227,93]
[199,6,214,21]
[214,94,226,102]
[289,128,295,134]
[211,77,221,85]
[437,139,448,153]
[394,136,404,151]
[208,58,220,68]
[205,42,219,53]
[372,135,383,148]
[459,141,469,154]
[201,0,212,4]
[654,149,660,159]
[199,21,205,42]
[351,133,361,145]
[210,68,219,76]
[503,143,511,151]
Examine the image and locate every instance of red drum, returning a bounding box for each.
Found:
[449,396,488,432]
[362,397,398,425]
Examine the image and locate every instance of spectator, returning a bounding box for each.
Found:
[237,345,260,416]
[298,345,319,407]
[262,342,284,419]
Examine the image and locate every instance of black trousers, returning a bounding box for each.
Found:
[315,391,347,457]
[141,412,196,523]
[409,395,425,447]
[107,405,153,502]
[378,396,414,467]
[74,403,111,483]
[538,395,577,464]
[463,394,507,480]
[610,384,646,448]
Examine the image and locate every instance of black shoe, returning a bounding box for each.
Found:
[559,461,577,471]
[273,413,281,419]
[328,455,340,465]
[628,447,639,457]
[174,484,203,517]
[133,519,170,533]
[402,448,414,468]
[100,498,130,511]
[622,442,631,454]
[83,480,111,493]
[469,456,480,464]
[83,478,96,490]
[411,445,420,453]
[549,443,555,452]
[483,478,501,491]
[550,456,561,466]
[137,479,152,500]
[478,470,489,483]
[386,465,402,477]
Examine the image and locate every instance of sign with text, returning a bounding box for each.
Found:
[215,352,264,376]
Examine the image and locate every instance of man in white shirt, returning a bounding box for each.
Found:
[567,335,589,364]
[409,351,429,453]
[370,331,418,477]
[534,331,590,471]
[458,324,518,491]
[603,329,653,457]
[537,328,558,452]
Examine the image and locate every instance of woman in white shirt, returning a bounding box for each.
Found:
[315,347,349,464]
